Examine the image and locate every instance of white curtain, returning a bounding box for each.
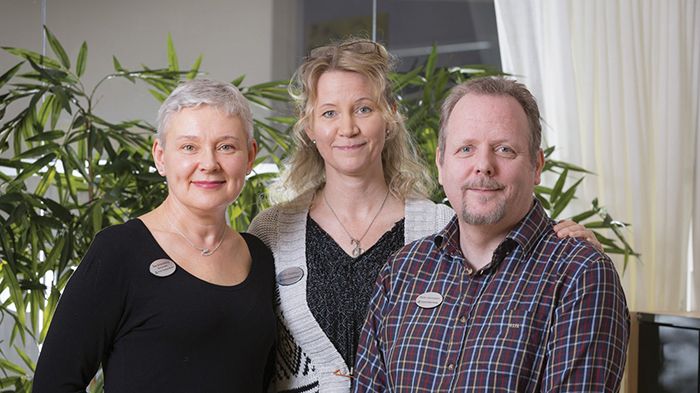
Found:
[494,0,700,312]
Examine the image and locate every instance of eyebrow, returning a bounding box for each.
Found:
[175,135,242,141]
[317,96,376,107]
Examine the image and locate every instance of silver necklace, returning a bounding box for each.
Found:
[323,189,390,258]
[166,214,227,256]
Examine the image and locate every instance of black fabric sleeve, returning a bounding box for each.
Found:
[33,230,127,392]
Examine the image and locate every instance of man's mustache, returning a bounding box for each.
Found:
[461,179,505,191]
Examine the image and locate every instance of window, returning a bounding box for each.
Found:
[272,0,500,78]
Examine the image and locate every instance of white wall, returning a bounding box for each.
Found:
[1,0,274,124]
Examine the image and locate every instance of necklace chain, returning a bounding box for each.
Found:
[166,214,227,257]
[323,188,390,258]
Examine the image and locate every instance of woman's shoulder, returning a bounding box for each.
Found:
[249,193,313,236]
[70,220,152,286]
[404,198,455,242]
[405,198,454,217]
[91,219,150,251]
[240,232,272,257]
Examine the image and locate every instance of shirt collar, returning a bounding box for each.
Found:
[431,198,552,267]
[505,198,553,256]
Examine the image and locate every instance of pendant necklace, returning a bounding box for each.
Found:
[323,188,390,258]
[166,214,227,257]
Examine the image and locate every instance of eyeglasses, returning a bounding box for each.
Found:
[309,39,384,58]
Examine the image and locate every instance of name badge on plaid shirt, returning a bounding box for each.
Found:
[416,292,443,309]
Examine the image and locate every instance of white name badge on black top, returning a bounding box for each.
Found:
[149,259,177,277]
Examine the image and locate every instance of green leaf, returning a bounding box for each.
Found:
[186,55,202,80]
[1,265,27,338]
[34,166,56,197]
[40,288,61,342]
[581,220,607,229]
[43,26,71,69]
[50,85,73,114]
[112,56,125,72]
[9,153,55,187]
[13,345,35,372]
[551,177,583,219]
[37,94,56,128]
[570,209,598,223]
[167,33,179,71]
[550,168,568,203]
[0,357,26,376]
[92,200,104,233]
[3,47,63,69]
[543,145,555,158]
[26,129,64,143]
[76,41,88,77]
[0,62,24,90]
[231,75,245,87]
[148,89,168,103]
[535,193,551,210]
[424,45,438,80]
[16,143,58,159]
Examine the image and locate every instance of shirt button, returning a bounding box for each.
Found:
[460,315,467,324]
[447,363,455,371]
[466,267,473,275]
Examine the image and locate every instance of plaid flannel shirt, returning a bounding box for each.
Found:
[353,200,629,392]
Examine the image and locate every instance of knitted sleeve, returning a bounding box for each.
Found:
[248,206,280,252]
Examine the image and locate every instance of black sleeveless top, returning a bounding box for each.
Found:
[305,216,405,368]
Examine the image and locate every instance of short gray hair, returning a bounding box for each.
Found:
[156,79,253,146]
[438,76,542,165]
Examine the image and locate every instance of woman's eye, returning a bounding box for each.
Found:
[321,110,336,119]
[357,106,373,115]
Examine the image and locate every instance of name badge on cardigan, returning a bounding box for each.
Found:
[149,259,176,277]
[416,291,443,309]
[277,267,304,286]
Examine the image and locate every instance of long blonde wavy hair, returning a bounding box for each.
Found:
[275,38,434,202]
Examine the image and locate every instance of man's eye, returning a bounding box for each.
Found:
[496,146,516,157]
[458,146,472,154]
[218,144,235,152]
[182,144,195,152]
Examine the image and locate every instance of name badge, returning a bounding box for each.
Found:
[416,291,443,309]
[149,259,176,277]
[276,267,304,286]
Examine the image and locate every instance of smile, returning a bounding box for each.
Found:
[192,180,226,189]
[334,142,367,151]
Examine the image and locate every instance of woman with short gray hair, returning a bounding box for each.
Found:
[33,79,276,392]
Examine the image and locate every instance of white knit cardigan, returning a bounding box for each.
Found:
[248,192,455,393]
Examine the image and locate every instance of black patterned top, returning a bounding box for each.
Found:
[306,216,405,369]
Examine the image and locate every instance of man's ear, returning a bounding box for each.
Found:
[533,148,545,185]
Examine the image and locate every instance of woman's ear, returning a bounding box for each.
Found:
[246,139,258,174]
[152,139,166,176]
[304,125,315,146]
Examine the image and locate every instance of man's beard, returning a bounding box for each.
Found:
[459,179,506,225]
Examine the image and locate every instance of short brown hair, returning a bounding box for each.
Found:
[438,76,542,164]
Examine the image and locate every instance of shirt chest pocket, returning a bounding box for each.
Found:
[475,303,551,360]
